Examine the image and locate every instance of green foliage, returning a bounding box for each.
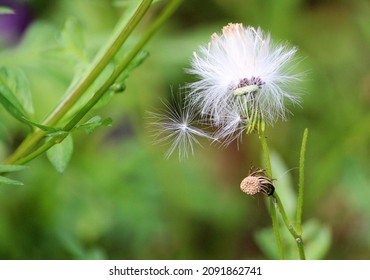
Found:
[46,134,73,173]
[0,67,33,126]
[0,165,27,173]
[0,176,23,186]
[255,219,331,260]
[75,116,113,134]
[255,151,331,259]
[0,165,27,186]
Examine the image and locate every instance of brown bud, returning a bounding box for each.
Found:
[240,169,275,196]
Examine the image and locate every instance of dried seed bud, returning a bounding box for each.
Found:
[240,169,275,196]
[240,176,261,195]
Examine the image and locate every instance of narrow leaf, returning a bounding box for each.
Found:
[0,165,27,173]
[296,128,308,234]
[22,118,60,132]
[0,175,24,186]
[46,134,74,173]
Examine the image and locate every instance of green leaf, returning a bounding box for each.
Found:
[47,17,87,65]
[254,227,280,260]
[23,118,61,133]
[46,134,74,173]
[0,6,14,15]
[269,150,297,220]
[0,67,34,115]
[303,219,331,259]
[75,116,112,134]
[0,68,30,123]
[58,17,87,63]
[0,165,27,173]
[0,175,24,186]
[0,67,36,128]
[255,219,331,259]
[0,84,30,125]
[116,50,149,82]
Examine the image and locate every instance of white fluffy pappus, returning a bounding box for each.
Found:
[187,23,301,141]
[148,95,212,160]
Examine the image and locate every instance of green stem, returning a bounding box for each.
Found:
[296,128,308,235]
[3,0,154,165]
[273,192,306,260]
[259,128,306,260]
[8,0,183,165]
[66,0,183,131]
[258,129,284,260]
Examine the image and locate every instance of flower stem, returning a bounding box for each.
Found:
[258,129,284,260]
[258,128,306,260]
[65,0,183,132]
[273,192,306,260]
[296,128,308,235]
[6,0,183,166]
[3,0,154,165]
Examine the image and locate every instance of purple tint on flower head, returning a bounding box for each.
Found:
[0,0,34,46]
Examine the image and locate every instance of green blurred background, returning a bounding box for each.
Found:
[0,0,369,259]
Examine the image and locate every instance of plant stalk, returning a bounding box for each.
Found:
[258,129,284,260]
[7,0,183,165]
[3,0,154,165]
[296,128,308,235]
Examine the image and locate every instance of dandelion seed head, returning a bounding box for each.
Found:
[187,23,301,140]
[149,23,302,158]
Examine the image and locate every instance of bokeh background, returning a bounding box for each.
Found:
[0,0,369,259]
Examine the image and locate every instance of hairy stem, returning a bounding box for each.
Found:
[258,129,284,260]
[273,192,306,260]
[259,128,306,260]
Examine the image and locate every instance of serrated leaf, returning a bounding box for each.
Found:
[0,165,27,173]
[75,116,112,134]
[0,6,14,15]
[0,175,24,186]
[46,134,74,173]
